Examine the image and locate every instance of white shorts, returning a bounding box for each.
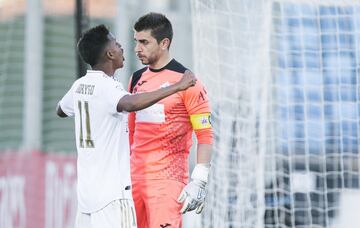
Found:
[75,199,137,228]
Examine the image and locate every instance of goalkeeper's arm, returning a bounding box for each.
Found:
[177,144,212,214]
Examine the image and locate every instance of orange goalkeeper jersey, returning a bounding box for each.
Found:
[128,59,213,183]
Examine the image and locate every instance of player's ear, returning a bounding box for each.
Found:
[106,50,115,60]
[160,38,170,50]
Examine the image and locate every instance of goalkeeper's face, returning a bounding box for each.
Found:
[134,30,164,67]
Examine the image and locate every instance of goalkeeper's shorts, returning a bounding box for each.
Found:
[75,199,137,228]
[132,179,185,228]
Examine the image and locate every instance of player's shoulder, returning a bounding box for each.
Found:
[86,71,122,90]
[94,72,119,86]
[166,60,205,85]
[71,76,85,88]
[130,67,148,92]
[133,66,148,77]
[165,59,188,74]
[131,67,148,83]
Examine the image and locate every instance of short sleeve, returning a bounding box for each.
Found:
[59,84,75,117]
[183,80,213,144]
[105,80,130,114]
[183,80,211,115]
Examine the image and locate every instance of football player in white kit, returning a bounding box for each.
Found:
[56,25,196,228]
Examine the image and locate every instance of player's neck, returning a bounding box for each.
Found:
[149,52,172,70]
[92,64,115,77]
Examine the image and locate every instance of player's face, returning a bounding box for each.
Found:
[107,33,125,69]
[134,30,162,66]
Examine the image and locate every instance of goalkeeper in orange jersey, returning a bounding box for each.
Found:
[128,12,213,228]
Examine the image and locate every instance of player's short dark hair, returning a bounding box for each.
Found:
[134,12,173,47]
[77,24,110,67]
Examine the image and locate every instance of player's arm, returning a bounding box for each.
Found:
[127,76,135,148]
[56,84,75,118]
[117,70,196,112]
[177,79,213,214]
[178,132,213,214]
[197,144,212,163]
[56,105,68,118]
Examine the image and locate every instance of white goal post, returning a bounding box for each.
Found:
[191,0,360,227]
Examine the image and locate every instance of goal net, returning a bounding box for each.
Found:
[191,0,360,227]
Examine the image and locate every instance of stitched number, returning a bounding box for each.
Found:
[78,101,95,148]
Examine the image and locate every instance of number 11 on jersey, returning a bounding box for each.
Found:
[78,100,95,148]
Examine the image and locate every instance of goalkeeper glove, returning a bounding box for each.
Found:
[177,163,210,214]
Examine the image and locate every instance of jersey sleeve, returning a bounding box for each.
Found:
[183,80,213,145]
[105,80,129,114]
[59,84,75,117]
[127,74,133,92]
[127,75,135,150]
[128,112,135,150]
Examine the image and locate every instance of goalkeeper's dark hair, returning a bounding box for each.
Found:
[77,24,110,67]
[134,12,173,48]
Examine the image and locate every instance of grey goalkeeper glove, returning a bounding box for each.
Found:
[177,163,210,214]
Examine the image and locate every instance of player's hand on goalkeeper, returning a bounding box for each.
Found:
[177,163,210,214]
[175,70,197,91]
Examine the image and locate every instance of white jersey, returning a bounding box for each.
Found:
[59,70,132,213]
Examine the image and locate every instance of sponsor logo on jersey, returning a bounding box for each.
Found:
[135,103,165,123]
